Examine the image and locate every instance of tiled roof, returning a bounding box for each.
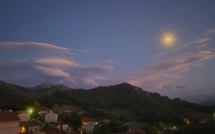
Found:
[0,112,20,122]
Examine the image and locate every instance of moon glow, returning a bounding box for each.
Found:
[161,33,175,47]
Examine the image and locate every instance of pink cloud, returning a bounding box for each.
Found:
[120,51,215,90]
[127,73,181,90]
[32,58,114,87]
[196,44,208,49]
[82,75,107,87]
[0,42,115,87]
[0,42,91,56]
[0,42,69,51]
[33,57,79,68]
[34,66,71,78]
[204,28,215,36]
[190,38,211,44]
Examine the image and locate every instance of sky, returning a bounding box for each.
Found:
[0,0,215,102]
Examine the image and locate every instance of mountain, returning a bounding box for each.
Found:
[200,95,215,106]
[39,83,213,123]
[33,83,54,89]
[0,81,70,109]
[31,83,70,96]
[0,81,213,123]
[0,80,34,109]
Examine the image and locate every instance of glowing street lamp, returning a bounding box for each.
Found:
[19,126,26,133]
[27,107,34,116]
[172,126,177,130]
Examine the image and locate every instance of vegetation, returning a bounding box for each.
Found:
[1,80,215,133]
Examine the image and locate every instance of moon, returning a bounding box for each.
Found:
[161,33,175,47]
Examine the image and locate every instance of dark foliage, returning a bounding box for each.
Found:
[0,81,213,124]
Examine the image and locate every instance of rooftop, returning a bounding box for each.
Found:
[0,111,20,122]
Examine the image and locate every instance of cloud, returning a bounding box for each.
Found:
[204,28,215,36]
[0,42,90,58]
[99,60,115,65]
[196,44,208,49]
[126,73,181,89]
[81,75,107,87]
[33,58,79,68]
[151,51,215,73]
[190,38,211,44]
[0,41,69,52]
[34,66,71,78]
[120,51,215,90]
[0,42,114,87]
[154,37,211,58]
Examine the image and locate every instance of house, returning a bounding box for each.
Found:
[29,124,40,134]
[82,121,98,133]
[38,110,48,115]
[20,121,44,134]
[18,112,30,122]
[62,124,73,133]
[0,111,20,134]
[45,111,58,123]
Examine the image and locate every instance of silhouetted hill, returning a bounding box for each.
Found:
[39,83,213,123]
[0,80,213,123]
[33,83,54,89]
[31,83,70,96]
[0,80,70,109]
[0,80,34,109]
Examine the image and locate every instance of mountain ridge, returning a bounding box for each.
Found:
[0,80,213,123]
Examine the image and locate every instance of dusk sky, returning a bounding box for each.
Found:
[0,0,215,102]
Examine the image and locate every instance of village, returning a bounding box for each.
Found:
[0,109,149,134]
[1,107,212,134]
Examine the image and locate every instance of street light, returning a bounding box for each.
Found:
[27,107,34,116]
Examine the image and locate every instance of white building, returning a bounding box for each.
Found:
[0,112,20,134]
[18,112,30,122]
[28,124,41,134]
[45,111,58,123]
[82,121,98,133]
[62,124,73,133]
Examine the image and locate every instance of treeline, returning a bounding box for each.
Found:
[37,83,213,123]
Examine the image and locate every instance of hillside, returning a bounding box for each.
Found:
[0,81,213,123]
[31,83,70,96]
[0,80,70,109]
[0,80,33,109]
[38,83,213,123]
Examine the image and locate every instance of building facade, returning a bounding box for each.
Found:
[0,111,20,134]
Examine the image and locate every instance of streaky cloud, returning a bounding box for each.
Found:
[0,42,114,87]
[34,66,71,78]
[154,37,211,58]
[0,42,69,51]
[119,51,215,90]
[33,57,79,68]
